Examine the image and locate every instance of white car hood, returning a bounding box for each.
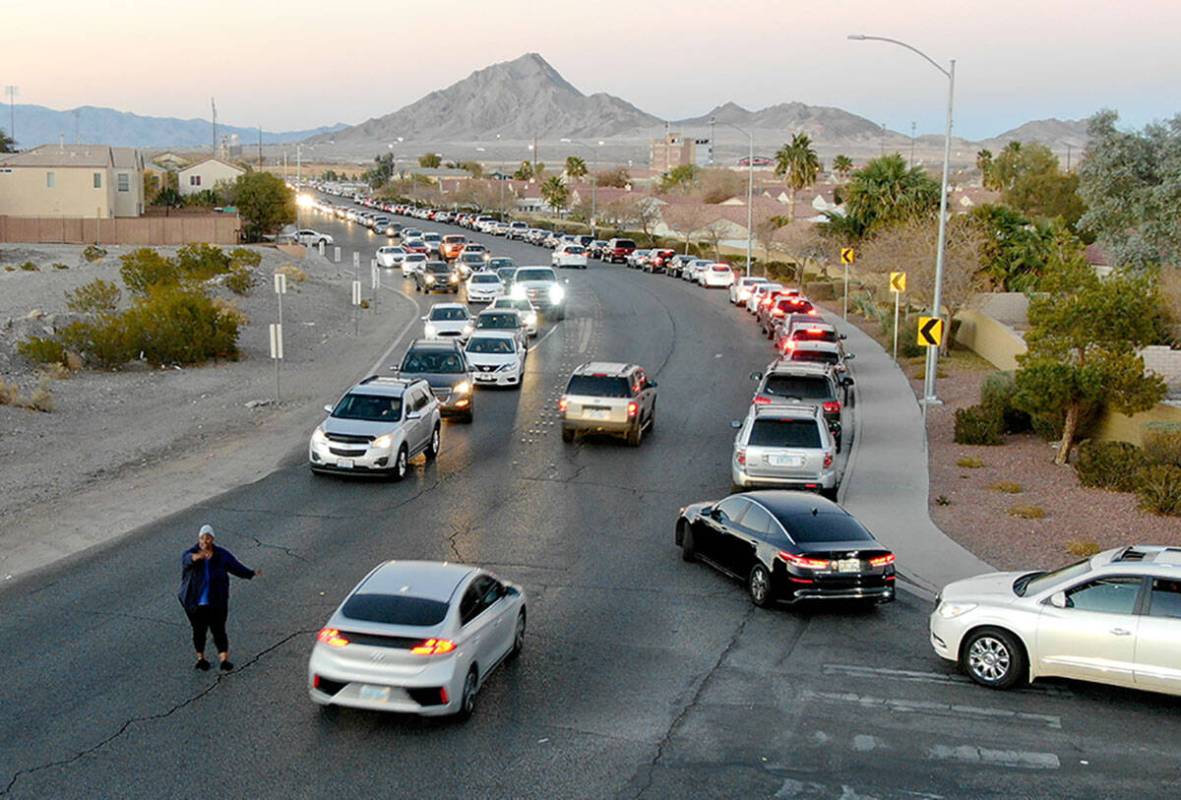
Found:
[940,571,1028,604]
[466,351,519,368]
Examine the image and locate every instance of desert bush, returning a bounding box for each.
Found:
[66,278,122,314]
[52,262,69,270]
[65,351,83,371]
[276,264,307,284]
[3,265,13,271]
[1074,440,1145,492]
[1134,465,1181,516]
[990,481,1023,493]
[19,261,39,271]
[1066,540,1101,557]
[121,285,240,366]
[120,248,177,295]
[1008,504,1046,519]
[59,317,136,368]
[956,456,984,468]
[17,337,67,365]
[980,371,1032,433]
[954,405,1005,445]
[26,378,54,412]
[0,378,17,405]
[804,281,836,301]
[224,266,253,296]
[211,297,249,327]
[176,243,231,280]
[82,245,107,262]
[229,247,262,268]
[1142,429,1181,468]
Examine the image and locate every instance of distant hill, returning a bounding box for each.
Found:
[674,101,895,144]
[979,118,1090,151]
[3,104,347,149]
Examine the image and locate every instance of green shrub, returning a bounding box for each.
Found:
[990,481,1023,494]
[224,266,253,296]
[52,262,69,270]
[1074,440,1145,492]
[1135,465,1181,515]
[1008,504,1046,519]
[66,279,121,314]
[121,285,240,366]
[176,243,231,280]
[19,261,39,271]
[954,405,1005,445]
[956,456,984,468]
[59,317,136,368]
[82,245,107,262]
[17,337,67,365]
[1066,540,1101,557]
[229,247,262,268]
[120,248,177,294]
[980,371,1032,433]
[1142,429,1181,468]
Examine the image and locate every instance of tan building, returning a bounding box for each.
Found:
[178,158,245,196]
[650,133,712,172]
[0,144,145,218]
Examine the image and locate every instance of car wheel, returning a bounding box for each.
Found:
[962,628,1026,690]
[456,667,478,720]
[392,446,408,481]
[680,522,696,562]
[646,411,655,434]
[748,564,773,608]
[425,425,440,460]
[627,422,643,447]
[509,611,526,659]
[561,429,575,443]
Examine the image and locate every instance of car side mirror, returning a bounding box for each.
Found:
[749,371,763,381]
[421,315,428,321]
[389,366,399,373]
[842,376,855,387]
[729,420,742,430]
[844,353,856,360]
[839,334,848,340]
[648,380,658,389]
[323,405,334,414]
[1049,591,1068,609]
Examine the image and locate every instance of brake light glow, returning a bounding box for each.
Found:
[410,638,457,656]
[317,628,349,648]
[823,452,833,468]
[806,328,825,335]
[807,308,818,315]
[822,401,841,414]
[753,395,771,405]
[778,551,831,569]
[736,448,746,466]
[558,396,568,413]
[627,401,638,417]
[869,554,896,568]
[773,308,786,316]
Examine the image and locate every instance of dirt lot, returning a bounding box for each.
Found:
[0,243,417,581]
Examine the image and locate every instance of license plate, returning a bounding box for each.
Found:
[475,374,495,382]
[359,685,391,702]
[769,455,803,467]
[337,458,354,469]
[584,408,610,420]
[837,558,861,573]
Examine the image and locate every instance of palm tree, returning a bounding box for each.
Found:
[832,154,854,181]
[541,176,569,216]
[0,128,14,153]
[842,153,941,237]
[564,155,588,181]
[774,133,821,222]
[976,148,996,189]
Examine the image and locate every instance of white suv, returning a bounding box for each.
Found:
[730,403,838,498]
[309,376,441,480]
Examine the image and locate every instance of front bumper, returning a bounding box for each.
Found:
[471,367,521,386]
[309,440,397,474]
[928,610,964,663]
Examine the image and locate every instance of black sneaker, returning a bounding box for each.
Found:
[219,660,234,671]
[195,659,211,671]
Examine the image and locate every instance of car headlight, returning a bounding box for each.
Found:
[497,362,516,372]
[312,426,328,444]
[425,275,435,284]
[937,602,977,619]
[511,285,526,300]
[549,285,565,303]
[449,275,459,283]
[462,323,474,335]
[454,380,471,395]
[372,433,395,450]
[526,312,537,326]
[424,323,437,337]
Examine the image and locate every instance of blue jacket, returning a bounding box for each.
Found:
[178,545,255,611]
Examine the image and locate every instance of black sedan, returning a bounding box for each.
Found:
[675,490,895,607]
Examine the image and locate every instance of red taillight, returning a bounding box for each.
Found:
[869,554,896,568]
[410,638,456,656]
[317,628,349,648]
[778,551,830,570]
[822,400,841,414]
[823,452,833,469]
[312,674,322,688]
[736,448,746,466]
[439,686,449,704]
[627,401,638,417]
[806,328,825,335]
[753,395,771,405]
[558,396,568,413]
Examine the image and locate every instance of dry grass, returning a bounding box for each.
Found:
[1008,504,1046,519]
[956,457,984,469]
[1066,540,1101,557]
[276,264,308,284]
[0,376,55,412]
[990,481,1023,494]
[212,297,250,327]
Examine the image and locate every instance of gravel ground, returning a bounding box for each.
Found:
[0,242,414,577]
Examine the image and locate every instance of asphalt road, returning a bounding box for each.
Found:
[2,205,1179,800]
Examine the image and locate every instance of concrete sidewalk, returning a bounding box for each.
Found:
[831,311,995,597]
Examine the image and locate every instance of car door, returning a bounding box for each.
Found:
[475,575,515,665]
[722,501,775,578]
[458,579,497,678]
[1035,575,1144,687]
[1133,577,1181,693]
[406,387,430,452]
[696,497,750,570]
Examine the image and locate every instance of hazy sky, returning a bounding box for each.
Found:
[3,0,1178,138]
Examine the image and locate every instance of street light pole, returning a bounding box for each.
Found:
[712,118,754,277]
[848,34,955,408]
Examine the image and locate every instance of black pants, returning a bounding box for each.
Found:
[185,605,229,653]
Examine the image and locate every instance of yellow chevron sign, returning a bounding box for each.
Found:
[889,272,906,293]
[917,316,944,347]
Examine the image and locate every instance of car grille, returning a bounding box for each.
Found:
[476,365,495,373]
[329,447,366,457]
[326,433,373,444]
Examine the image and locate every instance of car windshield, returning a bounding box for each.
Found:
[791,350,840,365]
[467,337,516,354]
[764,375,834,400]
[749,418,822,448]
[782,512,876,544]
[461,254,484,262]
[515,268,556,283]
[471,274,500,284]
[477,313,518,329]
[341,593,448,626]
[401,350,465,374]
[405,254,426,262]
[464,244,486,252]
[566,375,631,398]
[332,393,402,422]
[490,259,515,269]
[1015,559,1093,596]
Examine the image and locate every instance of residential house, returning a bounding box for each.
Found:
[0,143,144,218]
[177,158,245,196]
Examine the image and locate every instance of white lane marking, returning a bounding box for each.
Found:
[927,744,1060,770]
[578,317,594,353]
[800,690,1062,729]
[775,780,884,800]
[822,663,1075,697]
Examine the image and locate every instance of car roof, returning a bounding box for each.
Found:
[350,376,425,396]
[478,308,518,316]
[791,340,840,352]
[468,330,517,340]
[739,490,846,520]
[358,560,475,602]
[406,338,463,352]
[1106,545,1181,569]
[766,361,834,377]
[574,362,634,377]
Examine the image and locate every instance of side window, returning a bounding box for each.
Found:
[740,503,775,537]
[478,576,503,607]
[1148,579,1181,619]
[459,585,484,626]
[1064,577,1142,614]
[713,497,750,526]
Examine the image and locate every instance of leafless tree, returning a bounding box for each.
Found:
[662,202,717,254]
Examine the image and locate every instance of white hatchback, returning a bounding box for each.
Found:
[701,263,735,288]
[309,560,526,718]
[552,244,589,269]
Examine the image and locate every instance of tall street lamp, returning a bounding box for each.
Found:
[560,138,603,237]
[848,34,955,408]
[710,117,754,277]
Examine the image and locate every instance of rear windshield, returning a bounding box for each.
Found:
[565,246,585,254]
[515,268,556,283]
[749,418,822,448]
[763,375,834,400]
[341,593,448,626]
[566,375,631,398]
[781,513,875,544]
[467,337,516,354]
[405,254,426,262]
[791,350,839,365]
[497,268,517,281]
[429,306,467,321]
[401,349,465,374]
[332,393,402,422]
[463,244,486,252]
[613,240,636,249]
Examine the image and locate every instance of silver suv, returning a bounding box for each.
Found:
[309,376,442,480]
[559,362,657,446]
[730,403,839,498]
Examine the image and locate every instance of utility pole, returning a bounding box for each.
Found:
[258,126,263,170]
[4,86,18,147]
[210,97,217,155]
[910,121,917,167]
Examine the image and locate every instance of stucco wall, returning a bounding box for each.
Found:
[953,308,1027,371]
[0,166,115,218]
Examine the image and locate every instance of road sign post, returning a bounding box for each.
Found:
[334,246,341,263]
[889,271,906,362]
[318,240,325,257]
[840,247,856,320]
[352,280,362,335]
[370,260,380,315]
[271,272,287,402]
[916,313,943,422]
